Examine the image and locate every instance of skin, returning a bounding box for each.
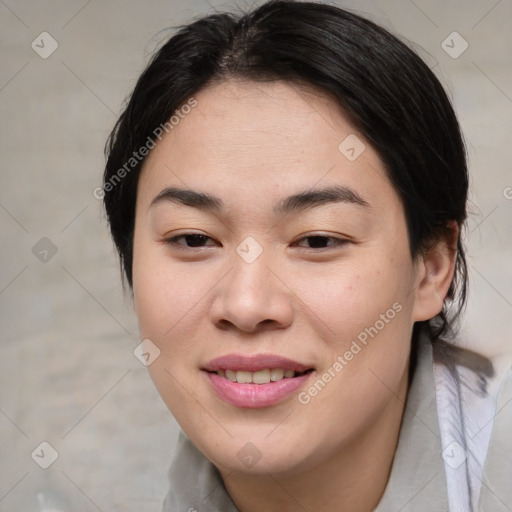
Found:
[132,78,456,511]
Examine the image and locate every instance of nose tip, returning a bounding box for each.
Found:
[209,257,294,333]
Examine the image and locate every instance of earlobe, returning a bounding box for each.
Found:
[412,223,459,322]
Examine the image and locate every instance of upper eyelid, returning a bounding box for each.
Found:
[293,232,347,240]
[291,232,351,245]
[164,231,212,240]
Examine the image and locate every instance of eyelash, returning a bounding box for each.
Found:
[163,233,349,251]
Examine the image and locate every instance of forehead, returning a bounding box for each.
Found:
[137,79,398,215]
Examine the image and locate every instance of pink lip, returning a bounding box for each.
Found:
[203,353,311,373]
[202,353,314,409]
[205,372,312,408]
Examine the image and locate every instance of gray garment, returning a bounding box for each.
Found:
[163,431,238,512]
[374,332,448,511]
[162,332,507,511]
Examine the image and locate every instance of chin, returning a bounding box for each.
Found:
[184,423,319,477]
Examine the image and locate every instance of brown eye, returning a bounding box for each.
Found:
[165,233,217,248]
[294,235,348,249]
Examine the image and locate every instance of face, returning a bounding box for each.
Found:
[132,79,436,477]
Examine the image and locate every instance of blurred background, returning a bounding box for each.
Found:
[1,0,511,510]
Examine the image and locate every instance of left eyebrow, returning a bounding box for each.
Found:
[149,185,370,215]
[273,185,370,215]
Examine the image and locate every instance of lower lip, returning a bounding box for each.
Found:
[205,371,312,408]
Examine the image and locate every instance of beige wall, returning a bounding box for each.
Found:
[1,0,511,510]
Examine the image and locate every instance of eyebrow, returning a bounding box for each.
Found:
[274,185,370,214]
[149,185,370,215]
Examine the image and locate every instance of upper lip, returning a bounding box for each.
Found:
[203,354,313,373]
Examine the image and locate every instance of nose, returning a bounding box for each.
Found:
[209,249,294,334]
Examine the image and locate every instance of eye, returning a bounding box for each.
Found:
[293,235,349,250]
[164,233,218,248]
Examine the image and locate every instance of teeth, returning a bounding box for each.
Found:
[217,368,302,384]
[236,371,252,384]
[252,369,271,384]
[270,368,284,381]
[225,370,237,382]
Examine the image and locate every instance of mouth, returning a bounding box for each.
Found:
[202,354,315,408]
[209,368,313,384]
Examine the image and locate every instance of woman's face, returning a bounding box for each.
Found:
[132,79,435,476]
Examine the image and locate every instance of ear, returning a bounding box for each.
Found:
[412,222,459,322]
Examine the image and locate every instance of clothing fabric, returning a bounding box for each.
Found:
[162,330,510,511]
[479,364,512,511]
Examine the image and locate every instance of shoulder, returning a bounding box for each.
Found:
[431,337,510,511]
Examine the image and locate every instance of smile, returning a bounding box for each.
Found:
[202,354,314,408]
[215,368,310,384]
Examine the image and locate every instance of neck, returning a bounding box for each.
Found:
[221,365,409,512]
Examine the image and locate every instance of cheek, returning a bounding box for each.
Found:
[133,238,210,346]
[132,243,211,424]
[295,250,415,344]
[306,257,414,421]
[292,250,414,406]
[296,285,411,455]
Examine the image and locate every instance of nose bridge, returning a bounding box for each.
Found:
[231,244,271,296]
[209,239,293,332]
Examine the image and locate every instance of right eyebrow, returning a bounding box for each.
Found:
[149,187,223,213]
